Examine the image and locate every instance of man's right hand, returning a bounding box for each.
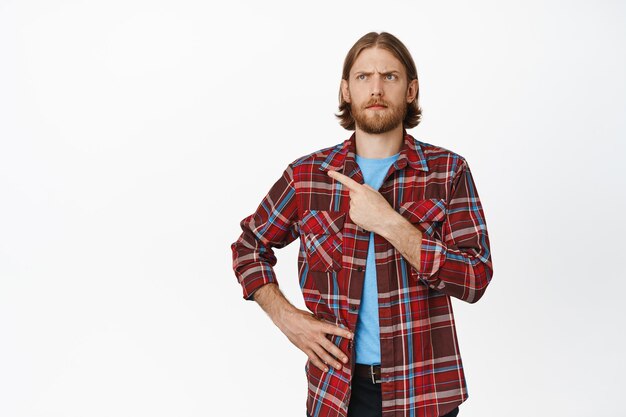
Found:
[251,283,354,373]
[275,308,354,373]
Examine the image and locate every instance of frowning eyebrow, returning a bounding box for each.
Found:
[354,70,401,76]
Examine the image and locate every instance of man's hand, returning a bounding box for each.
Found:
[328,169,424,270]
[327,169,395,234]
[253,283,354,373]
[275,308,354,373]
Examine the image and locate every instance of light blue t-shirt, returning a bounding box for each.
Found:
[354,151,400,365]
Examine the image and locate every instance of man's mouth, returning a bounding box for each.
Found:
[367,104,387,109]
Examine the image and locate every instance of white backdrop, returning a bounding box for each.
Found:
[1,1,625,416]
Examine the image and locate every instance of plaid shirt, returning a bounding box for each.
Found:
[231,130,493,417]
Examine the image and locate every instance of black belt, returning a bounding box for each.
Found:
[354,363,382,384]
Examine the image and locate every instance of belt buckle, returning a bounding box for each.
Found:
[370,364,381,384]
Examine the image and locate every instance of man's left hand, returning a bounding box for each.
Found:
[327,170,395,234]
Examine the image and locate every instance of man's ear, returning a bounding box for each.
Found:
[406,79,418,102]
[341,79,351,103]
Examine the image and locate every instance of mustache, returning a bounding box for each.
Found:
[364,100,389,109]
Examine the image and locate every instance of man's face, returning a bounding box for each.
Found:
[341,47,417,134]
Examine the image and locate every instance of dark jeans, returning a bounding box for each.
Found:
[307,375,460,417]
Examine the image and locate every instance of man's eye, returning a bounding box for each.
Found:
[357,74,366,80]
[385,74,397,80]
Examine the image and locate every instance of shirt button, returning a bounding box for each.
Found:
[349,304,357,312]
[357,266,363,272]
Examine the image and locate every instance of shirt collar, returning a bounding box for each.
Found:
[318,128,429,175]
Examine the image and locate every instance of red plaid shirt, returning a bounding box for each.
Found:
[231,130,494,417]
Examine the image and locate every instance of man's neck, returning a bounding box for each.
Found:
[354,124,404,158]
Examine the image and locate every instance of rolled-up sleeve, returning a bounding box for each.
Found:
[417,159,494,303]
[230,163,299,301]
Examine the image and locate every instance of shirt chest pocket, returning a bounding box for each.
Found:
[300,210,346,272]
[397,198,447,239]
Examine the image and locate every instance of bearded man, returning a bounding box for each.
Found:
[231,31,494,417]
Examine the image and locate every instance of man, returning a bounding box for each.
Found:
[231,32,493,417]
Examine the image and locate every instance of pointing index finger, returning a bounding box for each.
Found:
[328,170,361,191]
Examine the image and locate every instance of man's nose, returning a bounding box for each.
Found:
[371,76,383,96]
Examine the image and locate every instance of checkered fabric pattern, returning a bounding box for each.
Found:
[231,130,494,417]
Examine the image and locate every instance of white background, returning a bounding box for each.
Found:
[1,1,625,416]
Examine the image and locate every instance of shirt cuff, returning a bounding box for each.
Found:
[239,267,278,301]
[417,233,447,290]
